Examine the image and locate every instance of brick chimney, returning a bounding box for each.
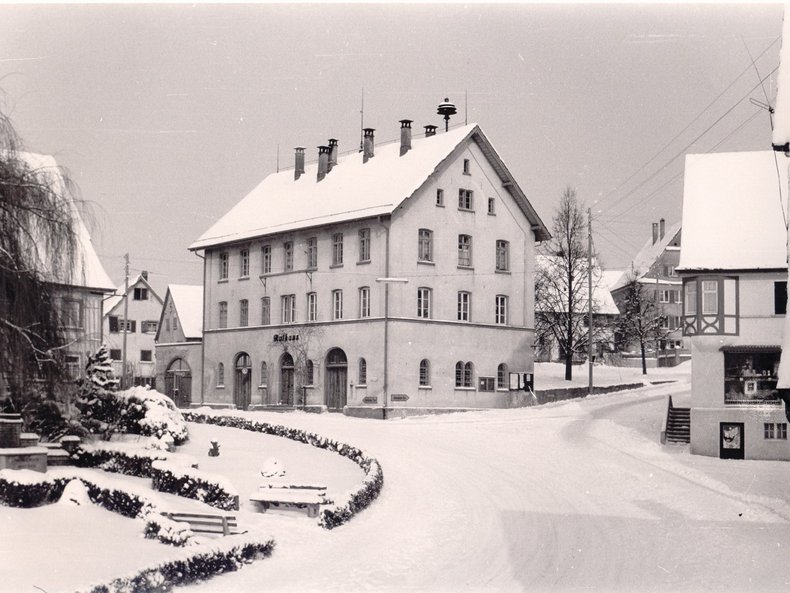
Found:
[141,271,148,281]
[294,147,305,181]
[652,222,659,245]
[400,120,413,156]
[424,124,437,138]
[317,146,330,182]
[328,138,338,172]
[659,218,665,240]
[363,128,375,163]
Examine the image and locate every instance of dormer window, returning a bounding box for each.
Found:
[683,276,738,336]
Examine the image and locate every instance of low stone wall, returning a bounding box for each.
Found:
[535,383,646,405]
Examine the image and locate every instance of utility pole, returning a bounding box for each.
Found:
[121,253,129,390]
[588,208,593,396]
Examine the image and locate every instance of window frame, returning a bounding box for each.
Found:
[217,362,225,388]
[261,297,271,326]
[218,301,228,329]
[417,287,432,319]
[306,237,318,270]
[418,229,434,263]
[307,292,318,322]
[458,188,474,211]
[488,197,496,215]
[219,252,229,281]
[359,286,370,318]
[332,289,343,320]
[281,294,296,324]
[358,358,367,385]
[284,241,294,272]
[496,240,509,272]
[239,299,249,327]
[495,294,508,325]
[262,244,272,275]
[358,228,371,263]
[682,276,738,336]
[332,233,344,266]
[458,234,473,268]
[457,291,471,322]
[239,248,250,278]
[419,359,431,387]
[436,188,444,207]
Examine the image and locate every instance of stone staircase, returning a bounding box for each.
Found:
[664,398,691,444]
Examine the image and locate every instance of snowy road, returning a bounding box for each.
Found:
[187,379,790,593]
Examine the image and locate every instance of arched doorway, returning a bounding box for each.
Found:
[165,358,191,408]
[325,348,348,412]
[280,352,295,406]
[234,352,252,410]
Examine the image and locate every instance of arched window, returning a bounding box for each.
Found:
[306,360,314,385]
[419,359,430,387]
[464,362,474,388]
[217,362,225,387]
[359,358,367,385]
[497,363,508,389]
[455,361,464,387]
[260,361,269,387]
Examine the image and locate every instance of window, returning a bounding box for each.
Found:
[306,292,317,321]
[239,299,249,327]
[419,359,430,387]
[64,354,80,380]
[702,280,718,314]
[436,188,444,206]
[358,228,371,262]
[479,377,495,391]
[260,361,269,387]
[173,317,178,331]
[165,318,170,331]
[118,319,136,333]
[458,234,472,267]
[281,294,295,324]
[495,295,508,325]
[307,237,318,269]
[417,287,432,319]
[133,287,148,301]
[660,316,669,330]
[496,240,509,272]
[488,197,496,215]
[261,297,271,325]
[217,363,225,387]
[61,299,82,327]
[676,289,683,305]
[140,350,153,362]
[659,290,670,304]
[455,361,474,387]
[458,189,474,210]
[262,245,272,274]
[765,423,788,440]
[141,321,158,334]
[775,281,787,315]
[418,229,433,262]
[109,315,119,333]
[219,302,228,328]
[109,349,122,360]
[359,358,367,385]
[458,291,471,321]
[332,233,344,266]
[333,290,343,320]
[240,249,250,278]
[685,282,697,316]
[463,158,470,174]
[306,360,314,385]
[683,277,738,336]
[359,287,370,318]
[664,265,677,277]
[284,241,293,272]
[219,252,229,280]
[497,363,508,389]
[724,348,780,405]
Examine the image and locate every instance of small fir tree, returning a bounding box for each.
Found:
[76,345,122,439]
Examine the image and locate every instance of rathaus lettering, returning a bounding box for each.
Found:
[273,334,300,343]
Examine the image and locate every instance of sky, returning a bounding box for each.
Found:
[0,3,785,295]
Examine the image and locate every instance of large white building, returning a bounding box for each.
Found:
[189,121,550,417]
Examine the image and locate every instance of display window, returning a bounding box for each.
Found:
[723,349,780,405]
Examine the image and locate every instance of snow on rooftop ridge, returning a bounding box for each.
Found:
[679,150,788,271]
[610,221,681,292]
[168,284,204,339]
[189,124,480,250]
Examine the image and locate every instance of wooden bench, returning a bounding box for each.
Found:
[249,482,332,518]
[161,511,240,536]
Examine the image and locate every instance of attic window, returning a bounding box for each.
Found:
[133,287,148,301]
[436,188,444,207]
[463,159,471,175]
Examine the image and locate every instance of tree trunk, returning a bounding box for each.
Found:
[640,339,647,375]
[565,350,573,381]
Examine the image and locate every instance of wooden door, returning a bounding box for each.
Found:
[234,353,251,410]
[280,353,295,405]
[325,348,348,412]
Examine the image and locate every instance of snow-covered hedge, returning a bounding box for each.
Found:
[143,513,195,547]
[115,387,189,445]
[73,441,198,477]
[151,460,239,511]
[76,536,275,593]
[184,412,384,529]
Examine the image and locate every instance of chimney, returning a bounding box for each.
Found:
[141,271,148,281]
[328,138,338,172]
[294,147,305,180]
[399,119,413,156]
[652,222,658,245]
[659,218,665,240]
[317,145,330,182]
[363,128,375,163]
[424,124,437,138]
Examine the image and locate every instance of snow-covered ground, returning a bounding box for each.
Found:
[535,360,691,390]
[8,362,790,592]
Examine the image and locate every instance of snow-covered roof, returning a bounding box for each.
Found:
[678,151,788,271]
[609,222,681,292]
[167,284,203,339]
[103,273,162,316]
[190,123,550,250]
[536,255,620,316]
[14,152,114,292]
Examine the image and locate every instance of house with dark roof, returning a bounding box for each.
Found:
[154,284,204,408]
[678,150,790,460]
[189,120,549,417]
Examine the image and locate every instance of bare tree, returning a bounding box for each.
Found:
[0,107,80,410]
[535,187,595,381]
[276,323,324,407]
[615,274,670,375]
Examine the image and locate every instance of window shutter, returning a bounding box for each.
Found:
[130,320,137,333]
[109,316,118,333]
[775,281,787,315]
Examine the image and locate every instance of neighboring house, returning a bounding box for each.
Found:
[534,255,620,363]
[609,218,686,367]
[189,120,550,417]
[155,284,203,409]
[678,150,790,460]
[103,272,163,388]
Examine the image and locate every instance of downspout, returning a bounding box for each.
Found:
[382,218,390,420]
[198,250,206,406]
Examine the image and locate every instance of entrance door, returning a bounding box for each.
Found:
[280,353,295,405]
[720,422,745,459]
[234,353,252,410]
[165,358,192,408]
[325,348,348,412]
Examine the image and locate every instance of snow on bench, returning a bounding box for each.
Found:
[161,511,240,536]
[249,482,332,518]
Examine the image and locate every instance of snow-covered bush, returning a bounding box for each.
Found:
[143,512,195,547]
[115,386,189,445]
[150,460,239,511]
[73,441,198,477]
[184,412,384,529]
